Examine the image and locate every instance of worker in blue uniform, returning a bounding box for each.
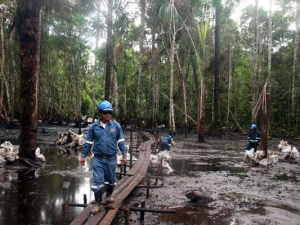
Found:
[245,124,261,153]
[160,135,174,152]
[80,100,127,214]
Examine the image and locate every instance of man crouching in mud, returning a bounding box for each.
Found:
[80,100,127,214]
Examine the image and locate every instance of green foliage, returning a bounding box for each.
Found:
[1,0,299,137]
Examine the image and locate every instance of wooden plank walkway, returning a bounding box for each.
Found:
[70,132,155,225]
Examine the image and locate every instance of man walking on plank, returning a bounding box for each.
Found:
[80,100,127,214]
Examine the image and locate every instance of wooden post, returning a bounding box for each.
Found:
[140,201,145,224]
[130,128,133,166]
[124,208,131,225]
[146,175,150,199]
[83,194,87,205]
[260,93,271,158]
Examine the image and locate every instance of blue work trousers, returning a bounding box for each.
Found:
[245,142,259,152]
[92,156,117,192]
[161,140,171,151]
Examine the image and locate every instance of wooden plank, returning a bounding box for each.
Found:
[70,204,94,225]
[83,210,106,225]
[100,142,153,225]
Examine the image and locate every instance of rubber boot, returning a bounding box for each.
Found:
[102,187,115,205]
[91,191,104,214]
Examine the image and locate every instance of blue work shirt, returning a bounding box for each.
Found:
[247,131,261,143]
[162,135,172,144]
[81,120,127,158]
[161,135,172,151]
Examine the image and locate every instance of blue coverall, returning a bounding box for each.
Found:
[245,131,261,152]
[161,135,172,152]
[82,120,127,194]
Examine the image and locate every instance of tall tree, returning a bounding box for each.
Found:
[149,10,157,128]
[16,0,41,160]
[291,0,300,122]
[213,0,221,132]
[15,0,67,160]
[93,0,101,120]
[267,0,272,92]
[137,0,145,121]
[105,0,113,101]
[197,22,209,141]
[169,0,177,135]
[252,0,259,110]
[0,5,6,119]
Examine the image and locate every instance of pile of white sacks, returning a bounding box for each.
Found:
[244,140,299,166]
[0,141,45,167]
[0,141,18,166]
[56,130,86,148]
[150,150,173,175]
[277,140,299,162]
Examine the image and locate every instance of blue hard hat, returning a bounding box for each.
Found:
[97,100,113,112]
[251,124,257,129]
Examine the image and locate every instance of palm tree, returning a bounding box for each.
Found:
[15,0,68,160]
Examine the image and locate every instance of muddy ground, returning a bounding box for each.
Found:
[116,132,300,225]
[0,125,300,225]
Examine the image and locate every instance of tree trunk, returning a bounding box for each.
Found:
[292,1,300,123]
[137,0,145,121]
[199,78,206,141]
[9,35,17,122]
[252,0,259,110]
[93,0,101,120]
[149,23,156,128]
[175,53,188,137]
[213,0,221,132]
[36,9,41,119]
[169,0,176,135]
[112,64,119,117]
[123,50,127,121]
[0,14,4,118]
[192,56,199,97]
[105,0,113,101]
[18,6,40,160]
[267,0,273,137]
[227,45,233,125]
[267,0,273,92]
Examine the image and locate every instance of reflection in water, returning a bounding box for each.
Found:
[0,145,93,225]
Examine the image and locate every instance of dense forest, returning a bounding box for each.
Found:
[0,0,299,141]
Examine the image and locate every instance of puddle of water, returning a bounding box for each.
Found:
[159,192,300,225]
[171,158,247,177]
[0,145,93,225]
[159,205,236,225]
